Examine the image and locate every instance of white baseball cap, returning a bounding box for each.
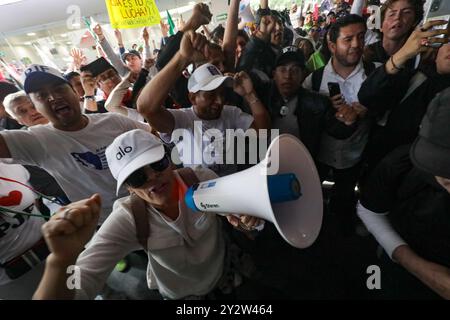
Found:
[22,64,68,94]
[187,63,233,93]
[105,129,165,195]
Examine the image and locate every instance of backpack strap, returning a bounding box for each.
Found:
[311,66,325,93]
[130,193,149,251]
[362,60,376,77]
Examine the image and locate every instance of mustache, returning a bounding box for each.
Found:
[348,48,362,54]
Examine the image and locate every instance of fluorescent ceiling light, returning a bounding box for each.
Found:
[0,0,23,5]
[60,34,68,38]
[27,32,36,36]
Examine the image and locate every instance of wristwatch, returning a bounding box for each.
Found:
[83,95,96,101]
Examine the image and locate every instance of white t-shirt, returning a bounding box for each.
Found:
[74,168,225,300]
[0,164,43,286]
[126,107,146,123]
[0,113,150,224]
[160,106,254,177]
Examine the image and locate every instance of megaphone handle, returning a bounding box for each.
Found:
[231,214,265,232]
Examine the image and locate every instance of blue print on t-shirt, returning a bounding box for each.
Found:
[71,152,105,170]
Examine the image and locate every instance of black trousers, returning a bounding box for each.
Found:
[318,162,362,234]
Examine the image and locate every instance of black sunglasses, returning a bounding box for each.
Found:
[125,156,170,189]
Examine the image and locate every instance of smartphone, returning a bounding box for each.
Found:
[423,0,450,48]
[328,82,341,97]
[80,57,114,77]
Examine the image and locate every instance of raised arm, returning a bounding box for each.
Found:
[113,29,125,56]
[137,31,210,133]
[350,0,365,16]
[180,3,213,33]
[385,20,448,75]
[105,72,136,117]
[233,71,271,130]
[260,0,269,9]
[80,71,99,113]
[93,24,129,77]
[33,194,101,300]
[142,27,152,60]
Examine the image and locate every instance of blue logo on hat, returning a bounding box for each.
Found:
[207,66,220,76]
[24,65,51,76]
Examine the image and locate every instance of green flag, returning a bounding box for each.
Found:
[166,10,175,36]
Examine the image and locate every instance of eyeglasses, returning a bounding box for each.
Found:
[125,156,170,189]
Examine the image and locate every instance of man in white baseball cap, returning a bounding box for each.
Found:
[186,63,233,93]
[137,30,271,177]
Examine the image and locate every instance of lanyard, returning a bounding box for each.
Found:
[0,206,48,219]
[0,176,63,205]
[0,176,60,219]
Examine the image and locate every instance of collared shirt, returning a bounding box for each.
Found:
[304,59,371,169]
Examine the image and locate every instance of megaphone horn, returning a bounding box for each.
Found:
[185,134,323,249]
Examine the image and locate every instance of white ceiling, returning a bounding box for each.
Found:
[0,0,194,35]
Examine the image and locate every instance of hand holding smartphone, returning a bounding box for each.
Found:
[80,57,114,77]
[423,0,450,48]
[328,82,341,97]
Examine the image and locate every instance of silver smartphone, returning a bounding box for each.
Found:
[424,0,450,48]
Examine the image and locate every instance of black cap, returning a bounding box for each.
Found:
[121,49,141,63]
[410,87,450,179]
[275,46,306,68]
[0,81,19,101]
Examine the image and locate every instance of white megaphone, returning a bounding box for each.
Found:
[185,134,323,249]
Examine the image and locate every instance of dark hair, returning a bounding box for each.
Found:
[207,42,222,53]
[0,81,19,102]
[320,27,332,63]
[328,14,367,43]
[211,25,225,44]
[63,71,80,82]
[380,0,425,26]
[237,29,250,43]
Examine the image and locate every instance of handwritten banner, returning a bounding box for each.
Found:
[105,0,161,29]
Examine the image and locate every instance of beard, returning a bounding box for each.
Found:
[334,49,362,67]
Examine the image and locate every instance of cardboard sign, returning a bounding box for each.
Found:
[105,0,161,29]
